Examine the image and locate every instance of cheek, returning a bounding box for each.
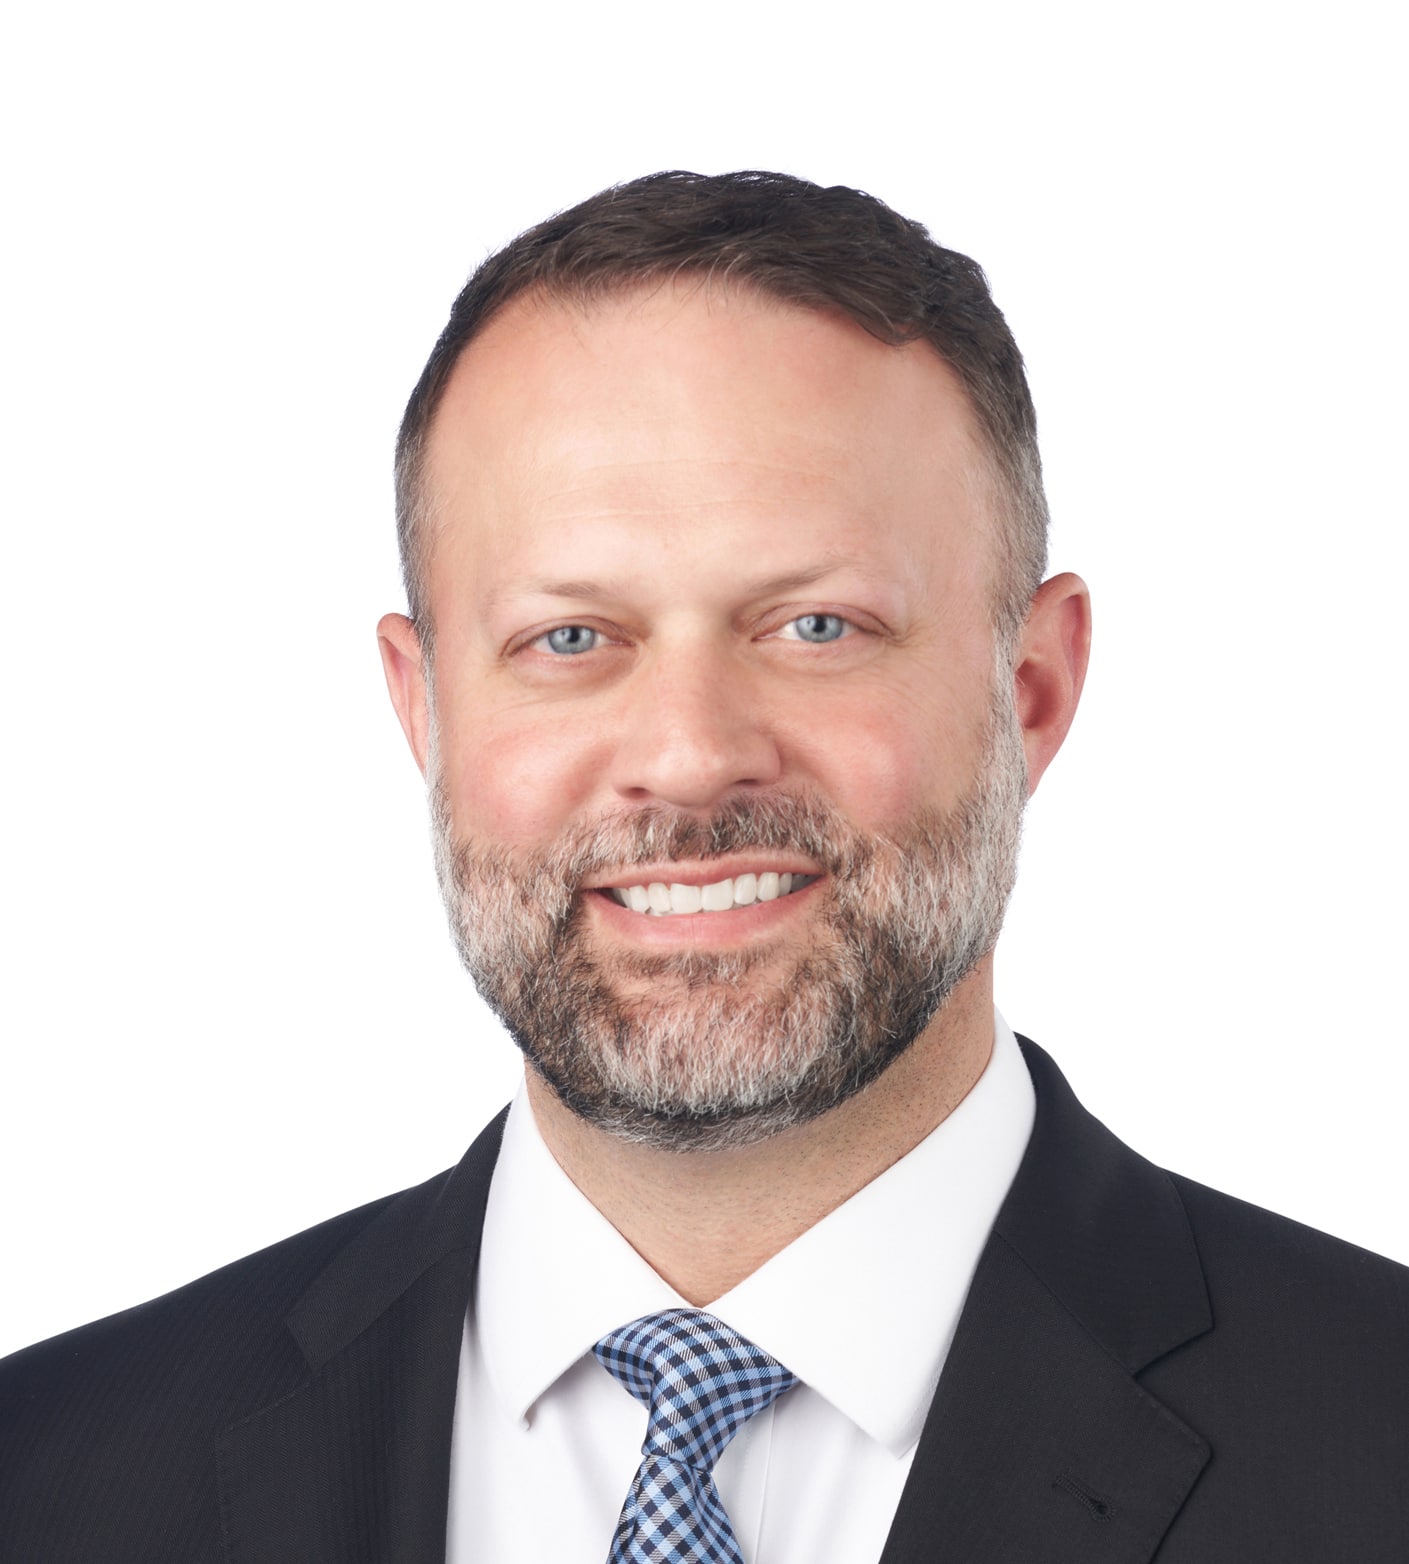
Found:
[789,676,989,829]
[436,701,609,847]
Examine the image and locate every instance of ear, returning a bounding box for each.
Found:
[377,612,431,776]
[1011,572,1091,795]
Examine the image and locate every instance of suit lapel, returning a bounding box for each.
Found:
[880,1235,1210,1563]
[881,1040,1214,1564]
[216,1112,507,1564]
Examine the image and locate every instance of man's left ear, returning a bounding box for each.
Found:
[1011,572,1091,795]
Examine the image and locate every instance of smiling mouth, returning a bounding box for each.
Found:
[599,872,819,916]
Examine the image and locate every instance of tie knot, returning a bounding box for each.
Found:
[595,1309,797,1472]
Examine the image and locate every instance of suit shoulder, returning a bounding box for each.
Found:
[0,1174,447,1525]
[1168,1169,1409,1337]
[0,1107,510,1564]
[2,1188,398,1392]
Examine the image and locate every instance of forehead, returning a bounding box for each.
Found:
[419,281,1000,610]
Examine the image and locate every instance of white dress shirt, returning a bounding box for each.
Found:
[446,1013,1035,1564]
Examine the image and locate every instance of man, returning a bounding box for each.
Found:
[2,170,1405,1562]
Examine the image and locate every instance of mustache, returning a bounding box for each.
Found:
[542,793,867,886]
[436,788,881,903]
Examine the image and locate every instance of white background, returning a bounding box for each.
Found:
[3,1,1405,1358]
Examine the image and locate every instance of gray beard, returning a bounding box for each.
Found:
[429,680,1028,1152]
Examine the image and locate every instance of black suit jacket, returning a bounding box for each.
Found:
[3,1039,1407,1562]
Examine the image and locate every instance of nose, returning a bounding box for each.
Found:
[607,644,783,809]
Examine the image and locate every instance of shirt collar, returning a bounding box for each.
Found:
[475,1011,1034,1457]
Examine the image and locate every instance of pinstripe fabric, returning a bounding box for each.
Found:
[595,1310,797,1563]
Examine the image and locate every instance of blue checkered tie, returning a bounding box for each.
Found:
[595,1309,798,1564]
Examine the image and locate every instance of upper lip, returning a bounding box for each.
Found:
[583,857,825,889]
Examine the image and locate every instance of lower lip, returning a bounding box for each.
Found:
[585,879,822,947]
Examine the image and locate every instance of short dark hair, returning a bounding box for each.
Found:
[395,169,1048,648]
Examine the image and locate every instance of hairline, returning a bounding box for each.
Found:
[397,272,1044,667]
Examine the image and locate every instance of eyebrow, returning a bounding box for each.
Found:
[484,560,868,611]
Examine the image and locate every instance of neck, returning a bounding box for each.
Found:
[524,963,996,1306]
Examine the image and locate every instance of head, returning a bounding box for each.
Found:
[379,173,1089,1152]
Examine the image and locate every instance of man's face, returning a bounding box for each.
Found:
[410,283,1031,1149]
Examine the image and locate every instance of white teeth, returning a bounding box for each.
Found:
[604,871,814,915]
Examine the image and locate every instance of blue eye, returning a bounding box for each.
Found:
[540,625,600,655]
[787,613,849,644]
